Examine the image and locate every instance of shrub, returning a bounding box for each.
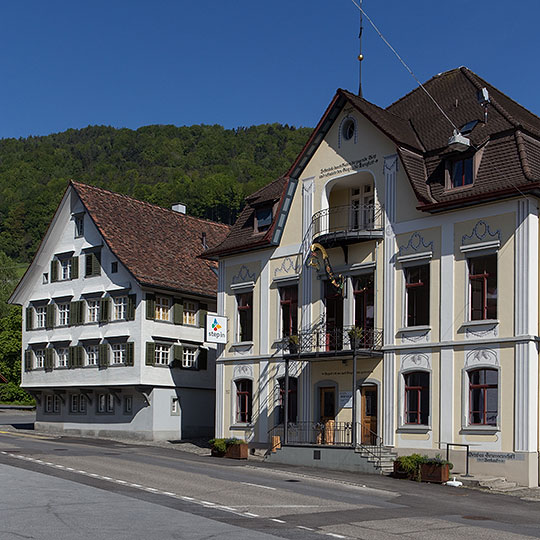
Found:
[209,437,245,454]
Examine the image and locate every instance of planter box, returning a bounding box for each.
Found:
[420,463,449,483]
[225,443,248,460]
[392,461,410,479]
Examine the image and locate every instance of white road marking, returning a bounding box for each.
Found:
[65,467,75,471]
[325,534,346,539]
[200,500,215,506]
[76,470,86,474]
[129,483,142,488]
[271,518,286,523]
[162,491,176,496]
[115,479,128,484]
[89,473,100,478]
[241,482,277,491]
[244,512,259,517]
[145,487,159,493]
[181,496,194,501]
[297,526,315,531]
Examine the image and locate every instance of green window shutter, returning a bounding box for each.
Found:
[126,342,134,366]
[85,254,92,277]
[127,294,136,321]
[45,348,54,370]
[198,304,207,329]
[68,346,76,368]
[76,346,84,367]
[26,307,34,331]
[69,302,78,326]
[45,304,56,329]
[71,256,79,279]
[98,344,109,368]
[173,298,183,325]
[197,348,208,370]
[78,301,85,324]
[50,260,58,282]
[99,298,110,322]
[93,252,101,276]
[24,350,33,371]
[145,342,156,366]
[145,293,155,320]
[173,344,183,362]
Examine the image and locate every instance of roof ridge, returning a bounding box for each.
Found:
[70,180,229,229]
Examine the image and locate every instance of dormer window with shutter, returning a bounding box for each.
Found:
[255,205,273,233]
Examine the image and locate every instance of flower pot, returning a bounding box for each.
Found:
[392,461,410,479]
[211,448,226,457]
[225,442,248,459]
[420,463,450,483]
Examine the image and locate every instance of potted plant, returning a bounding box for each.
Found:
[209,437,248,459]
[288,335,299,354]
[347,326,363,350]
[420,454,453,483]
[393,453,425,481]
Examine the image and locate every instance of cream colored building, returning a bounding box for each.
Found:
[205,67,540,486]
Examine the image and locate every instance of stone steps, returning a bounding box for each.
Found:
[355,445,397,474]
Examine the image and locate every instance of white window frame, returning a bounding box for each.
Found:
[183,300,197,325]
[74,214,84,238]
[155,295,171,321]
[53,395,61,413]
[35,349,45,369]
[113,296,127,321]
[97,393,107,413]
[155,344,170,366]
[45,395,54,413]
[87,299,100,323]
[58,303,70,326]
[57,348,69,368]
[182,346,197,368]
[107,394,115,413]
[86,345,98,366]
[111,343,127,365]
[60,259,72,281]
[35,306,46,329]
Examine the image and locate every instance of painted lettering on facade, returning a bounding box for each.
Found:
[318,155,378,180]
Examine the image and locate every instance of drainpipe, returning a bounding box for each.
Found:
[284,358,289,445]
[351,347,357,447]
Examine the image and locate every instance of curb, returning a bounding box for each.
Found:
[0,405,35,410]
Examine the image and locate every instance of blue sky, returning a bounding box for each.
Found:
[0,1,538,139]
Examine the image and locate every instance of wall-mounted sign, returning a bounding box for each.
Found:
[206,314,227,343]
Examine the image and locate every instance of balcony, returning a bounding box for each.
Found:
[311,203,384,247]
[283,326,383,358]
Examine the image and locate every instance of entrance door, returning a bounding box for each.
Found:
[361,385,378,445]
[319,387,336,422]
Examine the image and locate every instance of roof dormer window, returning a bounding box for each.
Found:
[449,156,474,189]
[255,206,273,233]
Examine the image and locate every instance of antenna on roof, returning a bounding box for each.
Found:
[357,0,364,97]
[478,87,490,123]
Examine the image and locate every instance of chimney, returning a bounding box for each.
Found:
[171,203,186,214]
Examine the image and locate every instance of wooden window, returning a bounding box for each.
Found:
[469,369,498,425]
[35,306,46,329]
[280,286,298,338]
[155,295,171,321]
[113,296,127,320]
[58,303,70,326]
[35,349,45,369]
[183,301,197,325]
[450,157,473,188]
[235,379,252,423]
[60,259,71,281]
[182,346,196,368]
[87,299,100,323]
[86,345,99,366]
[111,343,127,365]
[278,377,298,424]
[57,348,69,368]
[469,254,497,320]
[237,292,253,342]
[74,215,84,238]
[155,344,170,365]
[405,264,429,327]
[404,372,429,425]
[255,206,273,232]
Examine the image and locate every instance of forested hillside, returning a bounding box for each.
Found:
[0,122,312,402]
[0,123,312,263]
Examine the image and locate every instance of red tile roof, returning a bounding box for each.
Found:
[72,182,230,297]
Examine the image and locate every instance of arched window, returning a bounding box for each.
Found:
[278,377,298,424]
[404,371,429,425]
[235,379,252,423]
[468,368,498,425]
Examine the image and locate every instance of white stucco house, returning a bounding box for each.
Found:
[9,181,230,441]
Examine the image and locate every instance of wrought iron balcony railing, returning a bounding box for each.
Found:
[311,203,384,242]
[284,326,383,356]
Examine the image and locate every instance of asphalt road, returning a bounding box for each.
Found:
[1,412,540,539]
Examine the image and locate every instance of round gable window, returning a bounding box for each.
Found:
[342,118,355,141]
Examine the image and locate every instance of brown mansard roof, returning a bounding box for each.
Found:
[72,181,230,297]
[204,67,540,257]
